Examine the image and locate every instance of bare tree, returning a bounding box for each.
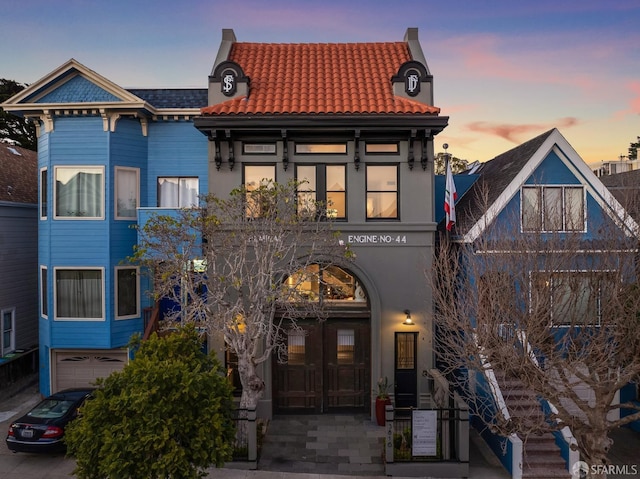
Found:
[431,186,640,477]
[134,180,351,411]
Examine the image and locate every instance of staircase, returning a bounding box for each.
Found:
[497,373,570,479]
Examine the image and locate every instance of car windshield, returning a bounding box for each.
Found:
[27,399,74,419]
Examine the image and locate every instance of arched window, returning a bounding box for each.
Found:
[285,264,367,304]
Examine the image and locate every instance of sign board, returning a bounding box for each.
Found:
[411,410,438,456]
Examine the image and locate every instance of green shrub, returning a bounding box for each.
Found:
[66,326,235,479]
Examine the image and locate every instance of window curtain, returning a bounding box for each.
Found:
[56,170,102,217]
[56,270,102,318]
[179,178,198,207]
[158,178,198,207]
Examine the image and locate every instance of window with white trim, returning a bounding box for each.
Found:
[1,308,15,356]
[532,271,610,326]
[157,177,199,208]
[40,168,48,219]
[115,267,139,319]
[41,266,48,318]
[54,268,104,320]
[54,166,104,219]
[115,167,139,219]
[522,186,585,232]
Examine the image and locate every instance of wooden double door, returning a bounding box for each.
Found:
[273,319,370,413]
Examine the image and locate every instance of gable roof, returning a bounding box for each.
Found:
[455,128,639,242]
[2,59,205,117]
[201,39,440,117]
[3,59,144,110]
[454,129,555,234]
[0,142,37,204]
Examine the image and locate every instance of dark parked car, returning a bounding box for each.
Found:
[6,388,94,453]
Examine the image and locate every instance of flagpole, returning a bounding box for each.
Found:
[444,143,451,240]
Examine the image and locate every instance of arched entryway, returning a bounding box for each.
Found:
[273,265,371,414]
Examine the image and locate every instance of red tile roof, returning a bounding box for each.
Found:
[201,42,440,116]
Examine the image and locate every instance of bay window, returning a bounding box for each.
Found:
[55,268,104,320]
[115,267,139,319]
[115,167,139,219]
[54,166,104,219]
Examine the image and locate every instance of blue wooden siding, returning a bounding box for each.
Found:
[145,121,208,207]
[37,75,121,103]
[523,150,581,185]
[108,118,148,346]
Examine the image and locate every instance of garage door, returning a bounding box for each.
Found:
[53,349,128,392]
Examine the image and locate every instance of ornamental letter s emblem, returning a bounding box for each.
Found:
[222,72,236,96]
[405,72,420,97]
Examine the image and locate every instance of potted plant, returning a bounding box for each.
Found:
[374,376,392,426]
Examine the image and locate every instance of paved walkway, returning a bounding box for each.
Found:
[258,414,386,476]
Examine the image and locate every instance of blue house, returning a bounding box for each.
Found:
[438,128,640,478]
[2,59,209,395]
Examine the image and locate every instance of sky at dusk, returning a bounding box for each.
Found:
[2,0,639,165]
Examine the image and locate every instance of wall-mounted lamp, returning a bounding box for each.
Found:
[403,309,414,326]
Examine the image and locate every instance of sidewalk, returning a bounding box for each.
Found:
[1,381,638,479]
[0,381,507,479]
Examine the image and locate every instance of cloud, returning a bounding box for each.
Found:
[626,81,640,114]
[612,81,640,120]
[434,34,606,95]
[466,118,580,143]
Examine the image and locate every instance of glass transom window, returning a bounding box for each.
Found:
[285,265,367,304]
[295,143,347,154]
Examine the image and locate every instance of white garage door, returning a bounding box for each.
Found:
[53,349,128,392]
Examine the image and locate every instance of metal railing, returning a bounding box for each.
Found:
[385,406,469,463]
[230,407,258,465]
